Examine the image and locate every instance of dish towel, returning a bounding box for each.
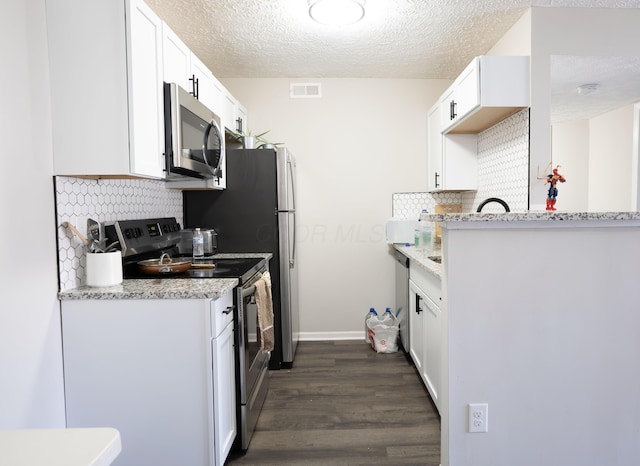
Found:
[255,271,275,353]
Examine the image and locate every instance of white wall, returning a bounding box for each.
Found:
[551,119,589,211]
[530,7,640,211]
[487,9,531,57]
[588,104,635,211]
[0,0,66,427]
[223,78,449,337]
[552,105,635,212]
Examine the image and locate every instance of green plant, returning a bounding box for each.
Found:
[228,129,282,147]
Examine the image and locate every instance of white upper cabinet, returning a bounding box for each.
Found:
[440,56,529,134]
[162,24,192,91]
[162,24,223,115]
[48,0,165,179]
[221,89,248,135]
[428,104,478,192]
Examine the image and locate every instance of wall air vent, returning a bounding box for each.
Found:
[290,83,322,98]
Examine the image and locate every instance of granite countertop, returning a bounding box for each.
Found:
[427,211,640,224]
[58,278,239,300]
[394,243,442,278]
[58,252,273,301]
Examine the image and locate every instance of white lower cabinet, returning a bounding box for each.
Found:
[61,291,235,466]
[409,280,425,376]
[409,263,442,412]
[211,299,236,465]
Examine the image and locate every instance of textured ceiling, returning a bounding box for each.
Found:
[145,0,640,79]
[145,0,640,121]
[551,55,640,122]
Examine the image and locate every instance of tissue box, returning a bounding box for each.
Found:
[385,218,417,244]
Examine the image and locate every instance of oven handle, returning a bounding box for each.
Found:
[242,285,256,298]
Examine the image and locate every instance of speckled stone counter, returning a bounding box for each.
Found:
[394,243,442,278]
[58,278,239,300]
[58,252,273,300]
[427,211,640,225]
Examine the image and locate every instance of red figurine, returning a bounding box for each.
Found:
[545,165,566,211]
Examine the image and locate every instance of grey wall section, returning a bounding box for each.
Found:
[0,0,66,428]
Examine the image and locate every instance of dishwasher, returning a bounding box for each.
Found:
[394,250,410,352]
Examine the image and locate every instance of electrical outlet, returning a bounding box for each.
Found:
[468,403,488,433]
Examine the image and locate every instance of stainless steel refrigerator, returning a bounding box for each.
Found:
[184,147,299,369]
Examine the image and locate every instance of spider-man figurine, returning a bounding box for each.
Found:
[545,166,566,211]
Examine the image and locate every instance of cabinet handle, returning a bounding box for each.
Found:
[223,306,234,315]
[189,74,199,100]
[415,294,422,314]
[450,100,457,120]
[236,117,243,134]
[435,172,440,188]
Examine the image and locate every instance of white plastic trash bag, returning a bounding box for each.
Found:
[365,308,399,353]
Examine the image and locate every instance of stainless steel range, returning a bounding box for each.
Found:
[105,217,270,452]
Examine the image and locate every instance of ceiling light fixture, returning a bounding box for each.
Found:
[308,0,366,26]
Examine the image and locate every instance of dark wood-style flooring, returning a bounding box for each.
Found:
[227,340,441,465]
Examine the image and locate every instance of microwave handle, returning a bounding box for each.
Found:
[202,118,223,179]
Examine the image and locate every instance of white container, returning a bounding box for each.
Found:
[385,218,418,244]
[86,251,123,287]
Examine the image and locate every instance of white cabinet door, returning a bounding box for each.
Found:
[409,280,425,376]
[427,104,443,191]
[441,134,478,191]
[422,292,442,412]
[221,90,238,133]
[162,23,192,91]
[441,55,529,134]
[452,58,480,122]
[212,322,236,466]
[161,22,224,117]
[409,264,443,413]
[191,53,217,111]
[235,102,248,136]
[61,297,217,466]
[428,103,478,192]
[48,0,164,179]
[126,0,165,178]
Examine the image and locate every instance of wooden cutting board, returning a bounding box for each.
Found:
[434,204,462,243]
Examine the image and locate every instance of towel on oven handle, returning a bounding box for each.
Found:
[255,272,275,352]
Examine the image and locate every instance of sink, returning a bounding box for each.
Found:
[428,255,441,264]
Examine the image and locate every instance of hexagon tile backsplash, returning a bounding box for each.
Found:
[55,176,183,291]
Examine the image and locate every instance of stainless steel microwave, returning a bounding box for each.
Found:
[163,82,224,180]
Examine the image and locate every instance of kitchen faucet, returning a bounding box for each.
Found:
[476,197,510,212]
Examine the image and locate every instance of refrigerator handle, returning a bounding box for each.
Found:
[288,157,296,211]
[291,211,296,268]
[287,154,296,268]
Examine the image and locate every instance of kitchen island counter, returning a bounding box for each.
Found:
[427,210,640,225]
[433,211,640,466]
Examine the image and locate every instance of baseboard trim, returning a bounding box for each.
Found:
[299,331,363,341]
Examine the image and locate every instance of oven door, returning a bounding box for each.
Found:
[236,270,270,450]
[240,271,270,401]
[164,82,224,180]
